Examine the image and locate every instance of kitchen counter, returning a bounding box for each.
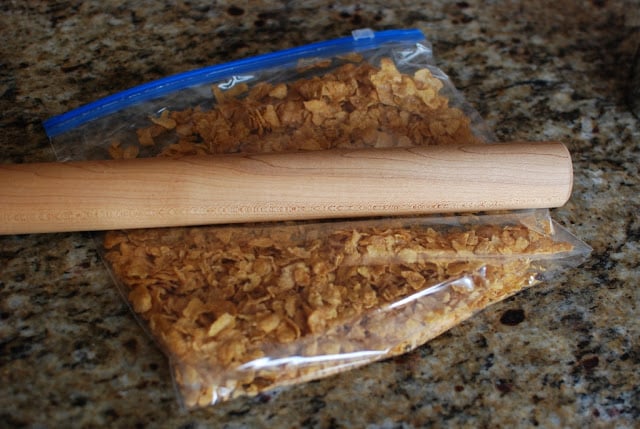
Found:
[1,1,638,427]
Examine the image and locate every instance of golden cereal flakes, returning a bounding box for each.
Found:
[118,58,481,159]
[103,219,573,407]
[101,57,575,407]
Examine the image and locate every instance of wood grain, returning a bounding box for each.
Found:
[0,141,573,234]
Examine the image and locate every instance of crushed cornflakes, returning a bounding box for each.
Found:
[101,57,576,407]
[131,58,481,159]
[104,219,573,407]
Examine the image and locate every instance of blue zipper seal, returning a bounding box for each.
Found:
[43,29,426,137]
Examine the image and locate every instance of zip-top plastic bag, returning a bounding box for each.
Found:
[44,28,493,160]
[44,29,590,408]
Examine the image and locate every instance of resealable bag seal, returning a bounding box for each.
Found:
[44,29,590,408]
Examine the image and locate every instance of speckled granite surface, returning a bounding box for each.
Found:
[1,1,639,427]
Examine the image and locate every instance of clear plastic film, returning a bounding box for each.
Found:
[44,29,590,408]
[44,28,493,161]
[100,211,589,407]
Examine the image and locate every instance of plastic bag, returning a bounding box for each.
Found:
[100,211,589,407]
[44,29,590,408]
[44,28,493,160]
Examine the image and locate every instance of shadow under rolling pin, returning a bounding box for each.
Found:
[0,141,573,235]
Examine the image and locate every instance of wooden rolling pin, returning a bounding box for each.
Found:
[0,141,573,235]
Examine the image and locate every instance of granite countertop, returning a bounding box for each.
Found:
[1,1,639,427]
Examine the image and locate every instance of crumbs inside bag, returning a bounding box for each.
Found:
[76,44,588,407]
[107,57,483,160]
[103,214,579,407]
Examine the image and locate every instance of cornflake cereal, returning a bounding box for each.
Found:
[101,57,575,407]
[122,58,482,158]
[104,220,573,407]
